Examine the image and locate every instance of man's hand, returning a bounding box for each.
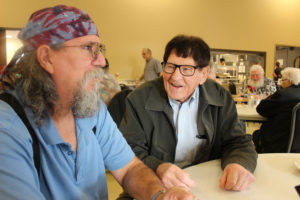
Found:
[158,186,196,200]
[135,79,141,88]
[219,163,255,191]
[156,163,195,190]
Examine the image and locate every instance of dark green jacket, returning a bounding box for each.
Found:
[120,77,257,172]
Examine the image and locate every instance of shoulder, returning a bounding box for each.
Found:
[264,77,275,84]
[151,57,161,65]
[0,99,33,140]
[0,100,34,162]
[201,79,231,106]
[129,78,163,98]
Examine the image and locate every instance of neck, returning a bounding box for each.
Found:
[51,95,78,152]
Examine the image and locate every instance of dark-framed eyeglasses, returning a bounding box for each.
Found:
[60,42,105,60]
[161,62,199,76]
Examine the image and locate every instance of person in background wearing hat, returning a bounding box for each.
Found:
[120,35,257,194]
[100,58,121,105]
[0,5,195,200]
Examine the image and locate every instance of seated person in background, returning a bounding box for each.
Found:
[0,5,194,199]
[100,58,121,105]
[241,64,276,95]
[120,35,257,192]
[253,67,300,153]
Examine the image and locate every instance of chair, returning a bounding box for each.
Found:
[287,102,300,153]
[107,89,132,127]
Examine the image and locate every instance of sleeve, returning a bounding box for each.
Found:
[154,59,163,74]
[0,104,45,199]
[216,91,258,172]
[256,91,282,117]
[95,102,135,171]
[268,79,277,94]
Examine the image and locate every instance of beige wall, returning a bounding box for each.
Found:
[1,0,300,79]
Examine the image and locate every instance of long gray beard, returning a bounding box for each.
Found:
[248,78,264,88]
[72,68,104,118]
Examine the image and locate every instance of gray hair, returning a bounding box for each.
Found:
[1,49,59,125]
[249,64,264,75]
[281,67,300,85]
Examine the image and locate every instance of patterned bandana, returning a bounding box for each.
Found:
[18,5,99,51]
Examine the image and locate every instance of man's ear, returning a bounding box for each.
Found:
[36,45,54,74]
[199,65,210,85]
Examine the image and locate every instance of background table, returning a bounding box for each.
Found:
[236,104,266,122]
[184,153,300,200]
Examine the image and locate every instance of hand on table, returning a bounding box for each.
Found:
[158,186,196,200]
[156,163,195,190]
[219,163,255,191]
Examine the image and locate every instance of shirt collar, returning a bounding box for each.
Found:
[169,87,199,107]
[144,77,224,112]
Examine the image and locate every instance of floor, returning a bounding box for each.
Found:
[106,122,261,199]
[245,121,261,134]
[106,171,123,200]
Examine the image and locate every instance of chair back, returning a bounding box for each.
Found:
[107,89,132,127]
[287,102,300,153]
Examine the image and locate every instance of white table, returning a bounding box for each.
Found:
[184,153,300,200]
[236,104,266,122]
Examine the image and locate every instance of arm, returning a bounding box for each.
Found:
[111,156,195,199]
[218,91,257,172]
[215,90,257,190]
[155,60,163,77]
[156,163,195,190]
[256,91,282,117]
[136,74,144,87]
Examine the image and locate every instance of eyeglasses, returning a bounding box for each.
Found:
[162,62,199,76]
[60,42,105,60]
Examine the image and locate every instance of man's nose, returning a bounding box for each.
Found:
[93,52,106,67]
[170,67,182,80]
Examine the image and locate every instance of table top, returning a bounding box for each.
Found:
[184,153,300,200]
[236,104,266,122]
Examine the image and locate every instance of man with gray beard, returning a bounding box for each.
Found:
[242,64,276,95]
[0,5,194,200]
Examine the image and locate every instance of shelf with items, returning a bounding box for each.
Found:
[211,48,266,87]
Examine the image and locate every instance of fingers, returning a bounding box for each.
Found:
[161,186,196,200]
[157,163,195,190]
[219,169,227,189]
[219,163,255,191]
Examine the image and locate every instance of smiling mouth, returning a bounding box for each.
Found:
[170,82,183,88]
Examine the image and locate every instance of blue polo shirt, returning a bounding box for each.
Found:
[0,89,134,199]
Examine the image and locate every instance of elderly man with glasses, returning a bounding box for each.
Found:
[120,35,257,196]
[0,5,195,200]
